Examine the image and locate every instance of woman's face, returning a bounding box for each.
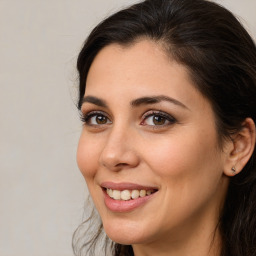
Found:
[77,40,229,247]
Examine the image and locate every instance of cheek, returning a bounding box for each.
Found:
[140,131,225,226]
[141,128,221,182]
[77,133,100,179]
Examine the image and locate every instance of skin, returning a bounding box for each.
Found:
[77,40,236,256]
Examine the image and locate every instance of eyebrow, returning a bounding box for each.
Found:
[131,95,188,109]
[82,96,108,107]
[82,95,188,109]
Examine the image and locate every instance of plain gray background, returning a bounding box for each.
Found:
[0,1,255,255]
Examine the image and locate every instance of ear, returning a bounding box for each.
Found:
[223,118,256,177]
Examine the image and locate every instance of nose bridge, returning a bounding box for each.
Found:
[99,122,139,171]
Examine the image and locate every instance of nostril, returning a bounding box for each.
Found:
[116,162,129,167]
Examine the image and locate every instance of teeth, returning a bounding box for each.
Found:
[139,190,146,197]
[106,188,155,200]
[131,190,139,199]
[108,189,113,198]
[112,190,121,200]
[121,190,131,200]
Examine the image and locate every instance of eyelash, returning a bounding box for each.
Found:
[140,110,176,127]
[80,110,176,128]
[80,111,111,126]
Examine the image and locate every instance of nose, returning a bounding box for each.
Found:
[99,126,140,171]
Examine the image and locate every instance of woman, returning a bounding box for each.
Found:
[73,0,256,255]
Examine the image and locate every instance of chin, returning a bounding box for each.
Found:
[103,219,151,245]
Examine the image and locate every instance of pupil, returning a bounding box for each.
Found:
[153,116,165,125]
[96,115,107,124]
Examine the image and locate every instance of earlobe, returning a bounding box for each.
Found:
[223,118,256,177]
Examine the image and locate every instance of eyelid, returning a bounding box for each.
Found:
[80,110,112,125]
[141,110,176,126]
[80,109,176,127]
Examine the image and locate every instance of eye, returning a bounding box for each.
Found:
[81,111,112,126]
[141,111,176,126]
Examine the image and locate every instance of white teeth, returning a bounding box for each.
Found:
[108,189,113,198]
[107,188,155,200]
[112,190,121,200]
[120,190,131,200]
[131,190,140,199]
[139,190,146,197]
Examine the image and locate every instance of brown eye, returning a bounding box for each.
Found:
[152,115,166,125]
[141,111,176,127]
[82,112,112,125]
[95,115,108,124]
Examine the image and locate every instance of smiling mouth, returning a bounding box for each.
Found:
[104,188,158,201]
[101,183,158,212]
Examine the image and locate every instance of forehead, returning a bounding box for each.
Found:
[87,40,189,89]
[86,40,209,108]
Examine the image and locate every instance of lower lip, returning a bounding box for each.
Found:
[103,190,156,212]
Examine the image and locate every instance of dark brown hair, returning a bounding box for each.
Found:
[73,0,256,255]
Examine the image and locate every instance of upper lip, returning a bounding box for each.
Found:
[101,181,159,191]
